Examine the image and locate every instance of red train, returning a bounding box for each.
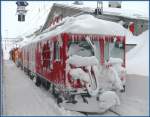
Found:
[11,15,126,112]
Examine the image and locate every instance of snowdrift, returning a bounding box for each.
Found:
[127,30,149,76]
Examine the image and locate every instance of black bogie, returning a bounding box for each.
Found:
[35,76,42,87]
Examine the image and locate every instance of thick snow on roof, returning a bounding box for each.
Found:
[55,2,148,20]
[65,15,126,35]
[32,14,126,42]
[127,30,149,76]
[19,35,36,47]
[103,8,148,20]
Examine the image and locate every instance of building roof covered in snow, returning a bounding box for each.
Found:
[41,3,148,36]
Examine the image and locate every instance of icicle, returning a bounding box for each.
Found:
[82,34,85,39]
[71,34,73,42]
[78,34,81,40]
[92,35,94,40]
[77,34,79,40]
[96,36,98,41]
[74,34,76,41]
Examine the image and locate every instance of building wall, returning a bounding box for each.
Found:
[122,18,149,36]
[103,14,149,36]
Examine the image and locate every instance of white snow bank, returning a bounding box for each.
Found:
[127,30,149,76]
[3,50,10,60]
[98,91,120,112]
[125,28,145,45]
[67,55,99,67]
[125,29,137,45]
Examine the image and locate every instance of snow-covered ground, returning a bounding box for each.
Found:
[3,60,120,116]
[2,1,149,115]
[2,16,149,116]
[2,60,148,116]
[126,30,149,76]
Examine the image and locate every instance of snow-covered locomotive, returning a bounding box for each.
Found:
[13,14,127,113]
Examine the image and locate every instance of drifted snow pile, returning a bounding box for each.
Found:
[69,68,90,83]
[67,55,100,96]
[67,55,123,112]
[127,30,149,76]
[98,91,120,112]
[108,57,126,85]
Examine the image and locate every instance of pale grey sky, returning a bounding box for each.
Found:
[1,1,149,39]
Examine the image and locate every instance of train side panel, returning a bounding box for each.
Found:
[35,35,66,87]
[28,43,36,75]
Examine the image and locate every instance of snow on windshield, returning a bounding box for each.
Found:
[68,39,94,57]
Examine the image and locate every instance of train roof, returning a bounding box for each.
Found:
[20,14,126,46]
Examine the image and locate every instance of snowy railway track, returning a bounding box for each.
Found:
[32,75,120,116]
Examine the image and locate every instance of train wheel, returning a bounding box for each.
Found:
[30,74,34,80]
[52,85,58,98]
[35,76,41,87]
[45,82,50,90]
[57,96,63,105]
[43,81,51,90]
[66,95,77,104]
[27,70,30,76]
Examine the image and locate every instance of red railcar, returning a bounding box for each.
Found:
[18,15,127,112]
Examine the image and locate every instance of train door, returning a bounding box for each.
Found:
[52,39,65,86]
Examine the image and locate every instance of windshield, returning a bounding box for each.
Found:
[67,36,125,65]
[104,37,125,63]
[68,39,94,57]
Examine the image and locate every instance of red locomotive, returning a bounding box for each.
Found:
[11,14,126,112]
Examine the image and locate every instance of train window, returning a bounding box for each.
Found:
[109,37,124,61]
[54,41,60,60]
[68,39,94,57]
